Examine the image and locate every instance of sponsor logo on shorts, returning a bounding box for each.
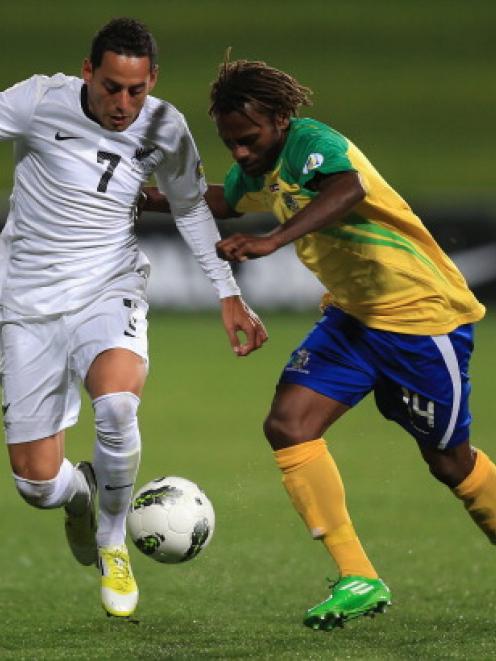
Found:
[285,348,311,374]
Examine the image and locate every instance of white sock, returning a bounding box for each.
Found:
[92,392,141,547]
[13,458,88,511]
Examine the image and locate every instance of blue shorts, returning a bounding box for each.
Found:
[280,307,474,449]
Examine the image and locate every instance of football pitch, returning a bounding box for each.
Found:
[0,310,494,660]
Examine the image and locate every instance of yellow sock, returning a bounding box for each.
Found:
[453,449,496,543]
[275,439,378,578]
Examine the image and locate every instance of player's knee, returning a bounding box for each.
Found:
[93,391,140,449]
[420,442,475,488]
[94,391,140,429]
[424,453,466,488]
[13,473,58,509]
[263,412,306,449]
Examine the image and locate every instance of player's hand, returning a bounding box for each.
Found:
[216,233,279,262]
[142,186,171,213]
[220,295,268,356]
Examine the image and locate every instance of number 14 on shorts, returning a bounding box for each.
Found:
[402,387,435,430]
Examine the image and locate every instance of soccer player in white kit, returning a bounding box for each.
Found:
[0,18,267,618]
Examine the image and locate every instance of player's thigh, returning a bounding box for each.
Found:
[373,324,474,450]
[8,432,65,479]
[85,348,147,398]
[69,292,149,398]
[265,383,350,449]
[0,317,80,444]
[268,307,377,447]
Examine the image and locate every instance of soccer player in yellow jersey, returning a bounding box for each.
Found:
[144,58,494,631]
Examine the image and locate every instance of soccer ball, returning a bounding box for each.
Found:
[127,476,215,563]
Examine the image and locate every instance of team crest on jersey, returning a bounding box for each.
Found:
[283,192,299,212]
[269,183,280,193]
[302,152,324,174]
[286,349,311,374]
[132,145,159,175]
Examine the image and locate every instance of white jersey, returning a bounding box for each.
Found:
[0,73,239,317]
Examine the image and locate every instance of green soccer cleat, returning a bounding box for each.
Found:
[304,576,392,631]
[99,544,139,618]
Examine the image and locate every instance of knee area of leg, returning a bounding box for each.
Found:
[264,414,299,447]
[93,392,140,433]
[427,456,458,487]
[13,474,57,509]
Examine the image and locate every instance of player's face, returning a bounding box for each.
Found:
[216,106,289,177]
[82,51,158,131]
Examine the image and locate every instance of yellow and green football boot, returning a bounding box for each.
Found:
[98,544,138,618]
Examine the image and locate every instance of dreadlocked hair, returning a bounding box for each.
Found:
[209,52,313,119]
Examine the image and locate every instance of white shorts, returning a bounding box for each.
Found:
[0,290,148,444]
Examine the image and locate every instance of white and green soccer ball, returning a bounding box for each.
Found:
[127,476,215,563]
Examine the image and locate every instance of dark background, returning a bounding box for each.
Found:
[1,0,494,303]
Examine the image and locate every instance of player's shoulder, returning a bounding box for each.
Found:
[135,94,192,150]
[282,117,353,180]
[1,73,80,130]
[4,72,74,98]
[141,94,189,131]
[287,117,348,155]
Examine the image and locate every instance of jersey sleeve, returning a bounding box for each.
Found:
[153,109,207,213]
[0,75,42,141]
[173,198,240,299]
[287,122,355,188]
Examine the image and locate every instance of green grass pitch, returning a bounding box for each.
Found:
[0,310,494,659]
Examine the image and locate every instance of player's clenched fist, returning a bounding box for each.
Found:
[216,233,280,262]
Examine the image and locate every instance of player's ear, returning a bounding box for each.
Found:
[82,58,93,84]
[148,65,159,92]
[275,114,290,131]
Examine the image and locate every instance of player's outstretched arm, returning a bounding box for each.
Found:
[220,295,268,357]
[216,170,365,262]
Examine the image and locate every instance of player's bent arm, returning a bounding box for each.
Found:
[216,170,365,262]
[268,170,365,249]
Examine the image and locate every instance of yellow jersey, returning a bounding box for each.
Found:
[223,117,485,334]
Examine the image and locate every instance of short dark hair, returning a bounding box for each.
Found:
[90,17,158,70]
[209,56,313,119]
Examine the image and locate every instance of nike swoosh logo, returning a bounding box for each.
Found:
[104,483,133,491]
[55,132,82,141]
[2,403,10,415]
